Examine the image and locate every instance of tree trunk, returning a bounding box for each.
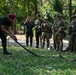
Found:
[33,0,38,16]
[23,0,26,34]
[69,0,72,21]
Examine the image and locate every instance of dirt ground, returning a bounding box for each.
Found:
[15,34,53,42]
[15,34,26,40]
[14,34,68,50]
[6,34,68,50]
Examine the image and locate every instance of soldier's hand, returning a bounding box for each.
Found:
[12,36,17,42]
[10,34,17,42]
[35,26,37,28]
[58,27,62,32]
[38,26,41,28]
[54,25,57,28]
[33,26,37,29]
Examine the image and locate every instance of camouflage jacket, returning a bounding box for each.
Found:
[34,19,43,33]
[41,22,52,33]
[53,18,65,32]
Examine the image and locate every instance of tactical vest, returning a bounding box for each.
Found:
[35,19,43,33]
[42,22,52,32]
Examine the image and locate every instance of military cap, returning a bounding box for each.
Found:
[56,13,62,17]
[71,14,76,18]
[36,14,41,17]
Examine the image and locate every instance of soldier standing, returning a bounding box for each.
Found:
[53,13,66,51]
[66,14,76,52]
[24,16,35,46]
[41,16,52,48]
[34,14,43,48]
[0,13,17,54]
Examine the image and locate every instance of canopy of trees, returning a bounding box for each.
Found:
[0,0,76,33]
[0,0,76,21]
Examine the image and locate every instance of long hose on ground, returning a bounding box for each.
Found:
[15,41,64,58]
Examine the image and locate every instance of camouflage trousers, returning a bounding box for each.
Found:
[55,32,64,51]
[53,32,56,49]
[41,32,51,48]
[55,39,63,51]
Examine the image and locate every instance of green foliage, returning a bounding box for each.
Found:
[38,1,56,22]
[52,0,64,14]
[16,24,21,31]
[0,0,76,29]
[0,0,35,23]
[72,0,76,13]
[0,46,76,75]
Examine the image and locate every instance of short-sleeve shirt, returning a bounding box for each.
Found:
[0,16,11,27]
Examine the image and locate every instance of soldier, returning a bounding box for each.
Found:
[41,16,52,48]
[34,14,43,48]
[53,13,66,51]
[0,13,17,54]
[66,14,76,52]
[24,16,35,46]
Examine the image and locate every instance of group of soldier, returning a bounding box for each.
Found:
[0,12,76,55]
[24,14,52,49]
[24,13,76,53]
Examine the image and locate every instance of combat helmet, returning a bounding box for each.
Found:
[36,14,41,17]
[56,13,62,17]
[71,14,76,19]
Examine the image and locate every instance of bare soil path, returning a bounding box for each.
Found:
[6,34,69,50]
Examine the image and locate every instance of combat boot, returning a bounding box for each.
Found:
[3,51,12,55]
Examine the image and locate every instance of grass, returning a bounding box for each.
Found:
[0,46,76,75]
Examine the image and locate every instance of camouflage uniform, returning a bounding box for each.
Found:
[41,17,52,48]
[53,13,66,51]
[67,14,76,52]
[34,14,43,48]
